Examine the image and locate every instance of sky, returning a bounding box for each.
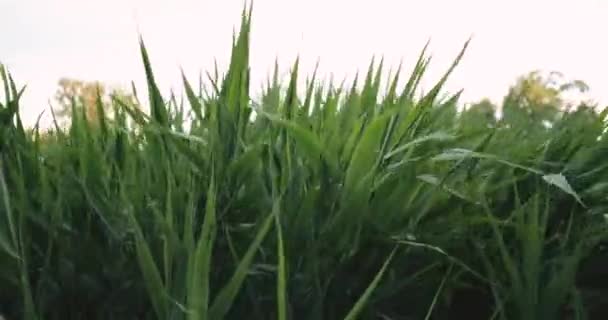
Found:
[1,0,607,127]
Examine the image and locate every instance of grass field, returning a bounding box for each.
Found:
[1,7,607,320]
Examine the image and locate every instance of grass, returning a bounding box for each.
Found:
[1,5,608,320]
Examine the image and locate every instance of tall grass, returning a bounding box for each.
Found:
[1,5,607,320]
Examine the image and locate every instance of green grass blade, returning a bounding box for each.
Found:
[542,173,585,207]
[187,173,217,320]
[424,263,453,320]
[342,110,397,202]
[129,210,167,319]
[182,71,205,123]
[254,108,328,167]
[343,247,397,320]
[139,37,169,126]
[275,201,288,320]
[209,201,277,320]
[0,159,19,260]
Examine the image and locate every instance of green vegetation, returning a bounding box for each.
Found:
[1,6,607,320]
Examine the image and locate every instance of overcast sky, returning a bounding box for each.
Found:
[1,0,607,127]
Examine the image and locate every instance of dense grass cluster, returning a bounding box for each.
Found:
[1,9,608,320]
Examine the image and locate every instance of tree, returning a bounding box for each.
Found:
[54,78,106,122]
[502,70,591,123]
[458,98,498,133]
[52,78,136,125]
[467,98,496,119]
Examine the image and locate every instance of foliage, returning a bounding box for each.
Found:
[53,78,137,125]
[502,70,592,124]
[1,6,607,320]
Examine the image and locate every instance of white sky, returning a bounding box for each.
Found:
[1,0,607,127]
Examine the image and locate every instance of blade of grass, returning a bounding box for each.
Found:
[343,246,398,320]
[209,199,277,320]
[186,172,217,320]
